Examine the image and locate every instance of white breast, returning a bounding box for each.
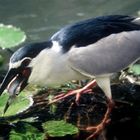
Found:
[28,43,87,87]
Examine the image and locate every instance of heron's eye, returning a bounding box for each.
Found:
[21,59,31,67]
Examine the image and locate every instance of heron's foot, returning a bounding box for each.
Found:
[49,80,96,104]
[49,88,92,105]
[84,99,114,140]
[84,119,110,140]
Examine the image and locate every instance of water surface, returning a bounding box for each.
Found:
[0,0,139,43]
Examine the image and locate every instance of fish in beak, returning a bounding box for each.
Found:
[0,67,31,113]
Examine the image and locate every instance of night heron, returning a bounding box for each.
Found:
[0,15,140,139]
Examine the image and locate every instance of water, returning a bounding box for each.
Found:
[0,0,139,43]
[0,1,140,139]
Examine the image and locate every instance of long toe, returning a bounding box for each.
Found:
[49,80,97,104]
[49,87,93,104]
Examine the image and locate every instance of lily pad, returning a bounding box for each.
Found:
[0,91,33,116]
[43,120,79,137]
[0,24,26,49]
[10,122,44,140]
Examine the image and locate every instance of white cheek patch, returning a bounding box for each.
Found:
[9,61,22,69]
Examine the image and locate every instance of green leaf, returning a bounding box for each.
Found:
[0,91,33,116]
[43,120,79,137]
[0,24,26,49]
[0,54,4,66]
[128,64,140,75]
[10,122,44,140]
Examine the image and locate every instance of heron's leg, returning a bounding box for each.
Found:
[49,79,96,104]
[85,76,115,140]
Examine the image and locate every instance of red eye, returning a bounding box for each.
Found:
[21,59,31,67]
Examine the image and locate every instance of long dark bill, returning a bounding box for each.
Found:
[0,69,17,96]
[0,68,30,113]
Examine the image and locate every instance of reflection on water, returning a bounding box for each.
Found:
[0,0,140,43]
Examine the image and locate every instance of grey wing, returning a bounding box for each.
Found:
[68,31,140,77]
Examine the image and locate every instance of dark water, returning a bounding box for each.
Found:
[0,0,140,43]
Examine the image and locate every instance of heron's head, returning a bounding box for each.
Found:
[0,41,52,97]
